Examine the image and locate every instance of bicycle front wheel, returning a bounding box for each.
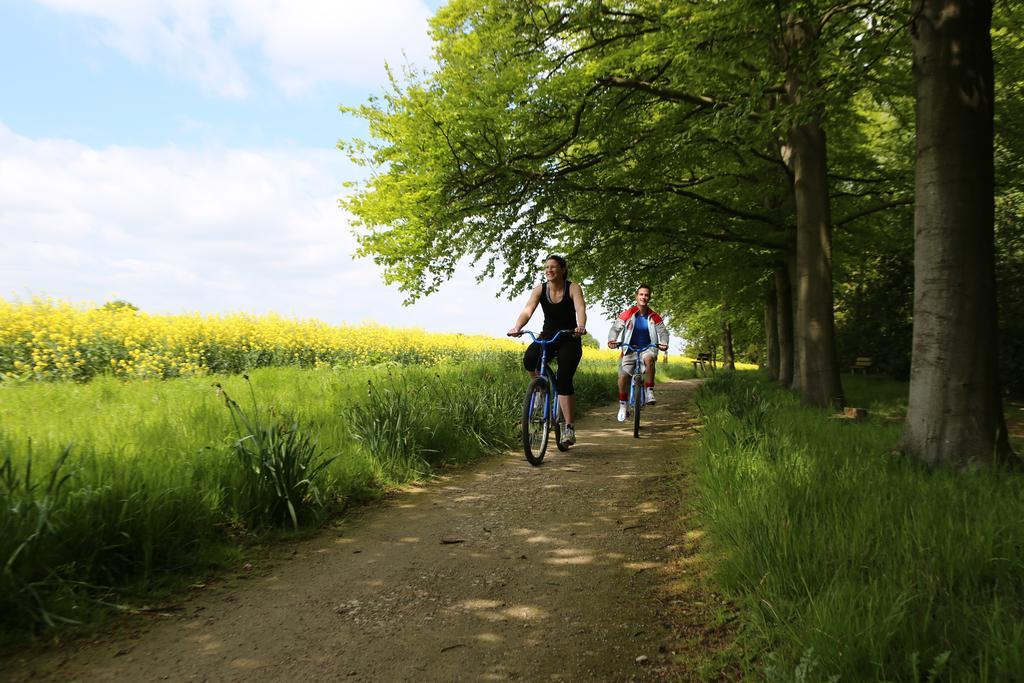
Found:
[522,377,551,465]
[632,374,643,438]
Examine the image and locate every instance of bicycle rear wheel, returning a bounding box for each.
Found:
[522,377,551,465]
[632,374,643,438]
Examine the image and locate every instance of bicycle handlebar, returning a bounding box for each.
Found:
[618,342,662,354]
[508,329,576,344]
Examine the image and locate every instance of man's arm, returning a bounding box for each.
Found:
[607,312,625,348]
[654,317,670,350]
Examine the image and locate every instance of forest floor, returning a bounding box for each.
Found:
[3,378,738,682]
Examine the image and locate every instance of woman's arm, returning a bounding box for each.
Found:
[570,282,587,335]
[508,284,542,334]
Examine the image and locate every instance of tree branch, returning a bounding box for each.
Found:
[834,198,912,227]
[665,184,782,227]
[697,230,789,251]
[595,76,725,109]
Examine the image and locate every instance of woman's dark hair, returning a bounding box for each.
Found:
[545,254,568,275]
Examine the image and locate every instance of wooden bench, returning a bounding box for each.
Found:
[850,357,873,375]
[692,352,716,376]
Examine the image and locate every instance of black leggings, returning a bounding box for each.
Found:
[523,337,583,396]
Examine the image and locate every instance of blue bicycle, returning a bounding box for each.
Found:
[509,329,574,465]
[615,342,660,439]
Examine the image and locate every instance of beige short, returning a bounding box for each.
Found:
[618,348,658,376]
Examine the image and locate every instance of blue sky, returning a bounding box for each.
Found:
[0,0,616,341]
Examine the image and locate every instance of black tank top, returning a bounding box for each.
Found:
[540,280,577,338]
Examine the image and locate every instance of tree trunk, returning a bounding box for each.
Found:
[774,262,794,387]
[722,321,735,371]
[764,279,780,380]
[779,14,845,409]
[788,119,845,409]
[899,0,1013,467]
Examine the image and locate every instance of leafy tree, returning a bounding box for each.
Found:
[100,300,139,313]
[345,0,915,408]
[580,332,600,349]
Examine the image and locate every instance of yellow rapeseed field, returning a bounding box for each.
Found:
[0,298,620,382]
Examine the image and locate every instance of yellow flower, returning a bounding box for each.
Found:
[1,297,526,382]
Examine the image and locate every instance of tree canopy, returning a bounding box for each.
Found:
[344,1,904,300]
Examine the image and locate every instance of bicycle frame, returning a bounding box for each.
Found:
[519,329,570,420]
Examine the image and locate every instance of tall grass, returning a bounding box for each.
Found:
[693,372,1024,680]
[0,438,225,633]
[218,377,336,530]
[0,353,615,638]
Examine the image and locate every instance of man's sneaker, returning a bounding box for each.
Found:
[646,388,656,404]
[617,403,627,422]
[561,424,576,446]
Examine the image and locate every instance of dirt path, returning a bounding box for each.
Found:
[6,379,708,682]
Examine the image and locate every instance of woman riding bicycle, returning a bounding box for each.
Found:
[607,284,669,422]
[508,255,588,447]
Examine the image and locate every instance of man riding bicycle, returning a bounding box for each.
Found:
[607,284,669,422]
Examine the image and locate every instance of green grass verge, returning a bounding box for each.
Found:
[693,371,1024,681]
[0,352,617,642]
[656,359,701,381]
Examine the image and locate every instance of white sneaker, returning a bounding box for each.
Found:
[617,402,627,422]
[561,424,576,446]
[646,388,656,404]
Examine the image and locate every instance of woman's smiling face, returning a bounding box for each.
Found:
[544,258,565,282]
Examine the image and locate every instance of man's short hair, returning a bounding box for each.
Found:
[636,283,652,295]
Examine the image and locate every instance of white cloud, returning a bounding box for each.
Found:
[34,0,435,97]
[21,242,89,266]
[0,123,572,340]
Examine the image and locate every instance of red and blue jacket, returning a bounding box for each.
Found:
[608,306,670,350]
